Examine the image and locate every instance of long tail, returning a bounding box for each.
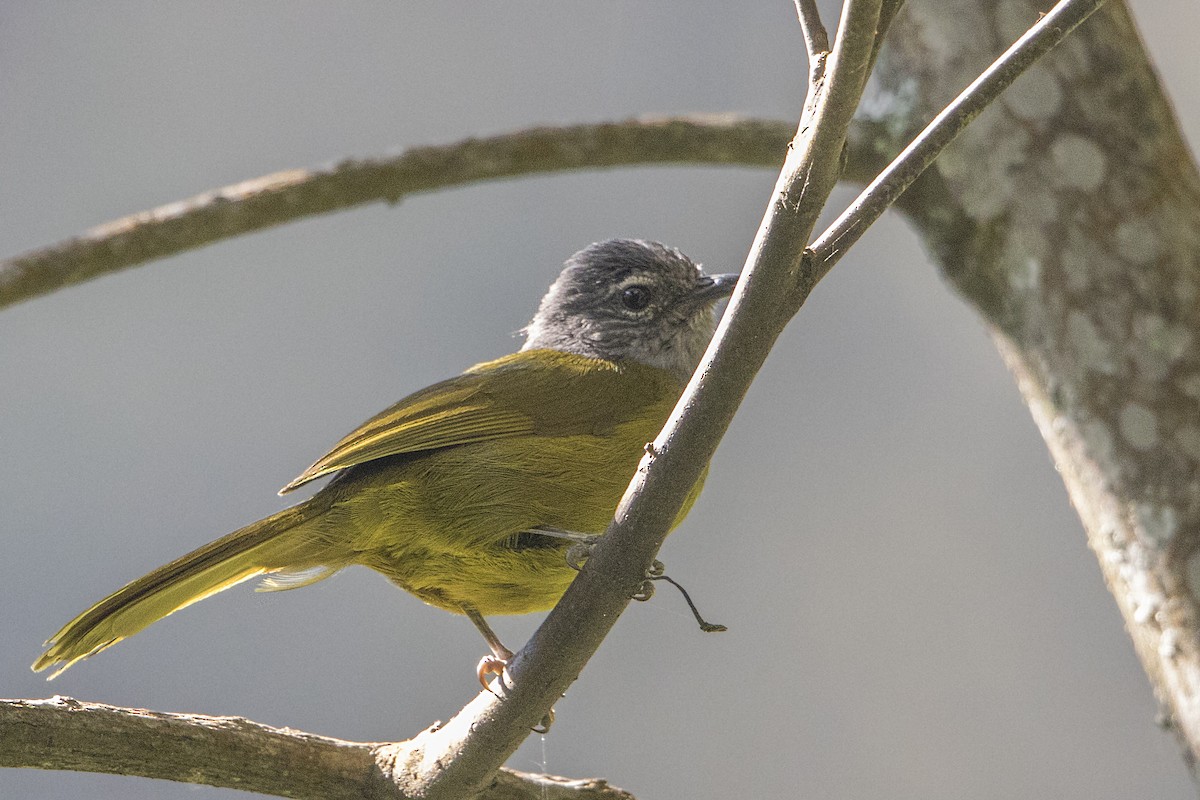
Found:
[33,501,329,678]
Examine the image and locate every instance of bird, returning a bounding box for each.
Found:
[33,238,737,681]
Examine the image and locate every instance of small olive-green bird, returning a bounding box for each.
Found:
[33,239,736,680]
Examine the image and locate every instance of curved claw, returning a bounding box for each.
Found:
[565,542,592,571]
[631,579,656,602]
[531,708,555,734]
[477,655,510,694]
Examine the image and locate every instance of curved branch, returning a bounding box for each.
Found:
[0,116,793,311]
[0,697,633,800]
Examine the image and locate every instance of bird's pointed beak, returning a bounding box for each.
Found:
[692,272,740,305]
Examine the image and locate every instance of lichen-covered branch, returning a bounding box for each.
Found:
[868,0,1200,776]
[810,0,1107,282]
[0,116,792,311]
[0,697,633,800]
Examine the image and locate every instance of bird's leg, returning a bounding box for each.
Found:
[465,605,556,732]
[525,526,593,543]
[521,526,596,571]
[630,559,666,600]
[526,526,666,585]
[465,607,513,691]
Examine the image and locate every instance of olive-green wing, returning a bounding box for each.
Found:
[279,349,680,494]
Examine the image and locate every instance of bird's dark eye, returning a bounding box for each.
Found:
[620,285,653,312]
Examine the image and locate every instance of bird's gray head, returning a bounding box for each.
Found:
[522,239,738,380]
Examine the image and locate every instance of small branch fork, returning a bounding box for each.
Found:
[3,0,1109,797]
[793,0,831,60]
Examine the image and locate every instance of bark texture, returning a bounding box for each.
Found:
[0,697,634,800]
[870,0,1200,772]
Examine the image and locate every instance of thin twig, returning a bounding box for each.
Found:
[866,0,907,72]
[806,0,1110,288]
[793,0,831,59]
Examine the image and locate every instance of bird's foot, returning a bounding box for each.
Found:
[476,653,512,692]
[475,649,555,733]
[465,606,515,693]
[531,708,555,734]
[519,526,596,571]
[538,530,726,634]
[631,560,666,600]
[565,541,592,571]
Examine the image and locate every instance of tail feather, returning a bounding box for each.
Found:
[33,502,327,678]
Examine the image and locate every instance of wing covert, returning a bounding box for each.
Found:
[279,350,680,494]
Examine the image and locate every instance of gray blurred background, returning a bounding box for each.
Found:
[2,2,1197,798]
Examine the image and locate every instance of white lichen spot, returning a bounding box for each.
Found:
[1182,374,1200,400]
[1133,313,1193,363]
[1186,550,1200,608]
[1160,627,1181,660]
[1066,310,1116,374]
[1049,134,1107,192]
[858,77,919,133]
[1129,568,1162,624]
[943,124,1027,219]
[1082,418,1116,466]
[911,2,988,68]
[1130,314,1193,383]
[1175,425,1200,462]
[1135,502,1179,547]
[1009,254,1043,293]
[1003,66,1064,122]
[1114,217,1163,265]
[1119,403,1159,451]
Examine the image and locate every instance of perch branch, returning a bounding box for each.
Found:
[0,697,633,800]
[381,1,885,796]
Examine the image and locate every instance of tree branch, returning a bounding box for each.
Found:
[868,0,1200,776]
[0,697,633,800]
[0,116,793,311]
